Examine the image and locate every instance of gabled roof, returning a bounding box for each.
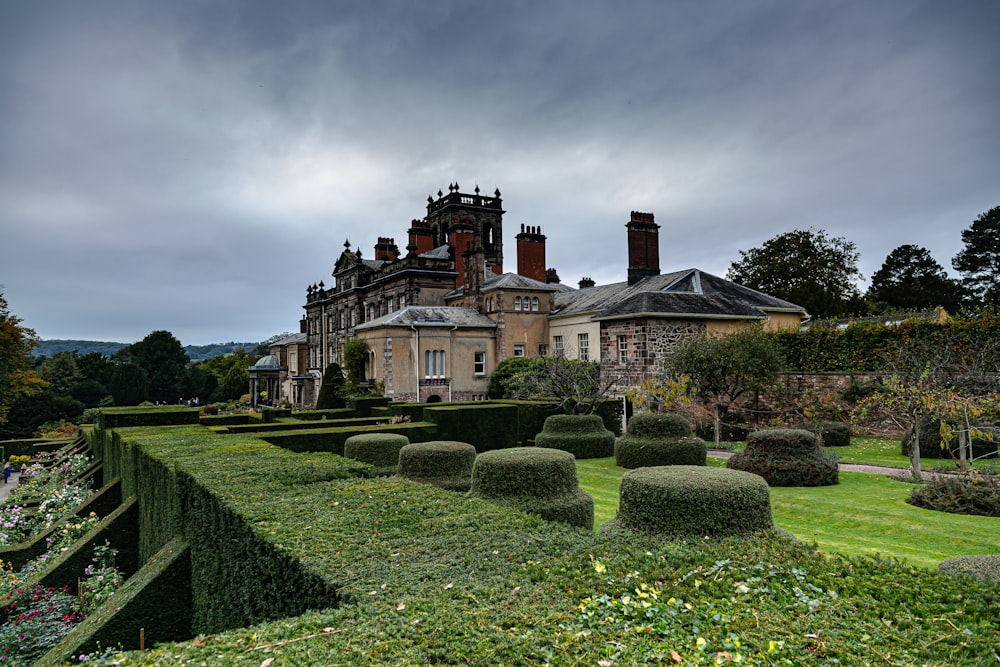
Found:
[419,244,452,260]
[482,272,573,292]
[269,332,307,347]
[550,269,808,321]
[354,306,498,330]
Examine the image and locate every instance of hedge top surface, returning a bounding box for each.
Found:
[745,428,821,456]
[344,433,410,446]
[541,414,610,434]
[622,412,692,439]
[622,465,768,494]
[469,447,579,499]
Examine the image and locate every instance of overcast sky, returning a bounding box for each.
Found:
[2,1,997,347]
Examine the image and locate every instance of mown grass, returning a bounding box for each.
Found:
[575,455,1000,570]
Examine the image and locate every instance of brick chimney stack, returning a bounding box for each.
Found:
[406,219,435,256]
[545,268,561,284]
[516,224,547,283]
[578,277,595,289]
[626,211,660,286]
[374,237,400,261]
[450,223,476,288]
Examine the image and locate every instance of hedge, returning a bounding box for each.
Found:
[599,466,774,539]
[728,429,840,487]
[396,441,476,491]
[344,432,410,476]
[615,413,707,468]
[534,414,615,459]
[34,407,1000,664]
[469,447,594,529]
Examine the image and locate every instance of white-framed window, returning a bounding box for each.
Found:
[514,296,522,311]
[578,333,589,362]
[486,297,493,312]
[424,349,446,378]
[474,351,486,375]
[513,344,525,357]
[553,335,563,356]
[531,297,539,311]
[618,335,628,364]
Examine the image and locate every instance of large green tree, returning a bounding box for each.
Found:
[664,326,786,446]
[952,205,1000,308]
[727,228,864,319]
[0,289,47,424]
[867,244,965,313]
[36,351,84,395]
[315,362,346,409]
[115,330,190,403]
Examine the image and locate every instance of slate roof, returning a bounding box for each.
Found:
[444,271,573,299]
[354,306,498,330]
[269,332,308,347]
[550,269,808,321]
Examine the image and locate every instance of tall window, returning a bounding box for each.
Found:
[513,344,525,357]
[553,335,564,356]
[618,335,628,364]
[474,351,486,375]
[424,350,446,378]
[514,296,522,311]
[578,333,589,362]
[531,297,539,311]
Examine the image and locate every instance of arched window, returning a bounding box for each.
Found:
[531,297,539,311]
[514,296,522,311]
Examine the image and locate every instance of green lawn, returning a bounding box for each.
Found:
[575,456,1000,570]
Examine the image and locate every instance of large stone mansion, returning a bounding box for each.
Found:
[250,183,808,408]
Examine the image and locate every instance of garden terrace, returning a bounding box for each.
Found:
[31,409,1000,665]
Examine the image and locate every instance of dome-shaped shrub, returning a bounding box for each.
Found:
[615,413,705,468]
[598,466,773,540]
[939,555,1000,584]
[469,447,593,529]
[534,414,615,459]
[396,441,477,491]
[813,421,851,447]
[727,429,839,487]
[344,433,410,476]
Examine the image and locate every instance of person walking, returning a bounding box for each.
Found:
[3,463,10,484]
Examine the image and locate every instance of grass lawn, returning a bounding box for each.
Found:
[575,456,999,570]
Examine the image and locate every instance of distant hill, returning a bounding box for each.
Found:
[33,339,265,361]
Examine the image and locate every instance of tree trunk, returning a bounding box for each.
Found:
[910,422,923,482]
[958,430,968,474]
[713,404,721,448]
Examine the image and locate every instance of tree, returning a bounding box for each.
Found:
[115,330,189,402]
[867,244,965,313]
[342,339,370,386]
[0,289,47,424]
[315,363,346,409]
[502,356,623,415]
[727,228,864,319]
[110,362,149,406]
[953,205,1000,308]
[663,326,786,446]
[36,351,84,395]
[220,363,250,401]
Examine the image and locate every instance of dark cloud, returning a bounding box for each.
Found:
[1,0,997,345]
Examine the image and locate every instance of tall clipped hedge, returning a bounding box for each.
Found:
[774,315,1000,372]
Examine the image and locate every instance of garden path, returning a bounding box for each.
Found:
[0,472,20,501]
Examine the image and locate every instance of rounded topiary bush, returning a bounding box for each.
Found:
[396,440,477,491]
[727,429,839,487]
[468,447,594,529]
[598,466,773,540]
[615,413,706,468]
[814,421,851,447]
[939,555,1000,584]
[533,414,615,459]
[344,433,410,476]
